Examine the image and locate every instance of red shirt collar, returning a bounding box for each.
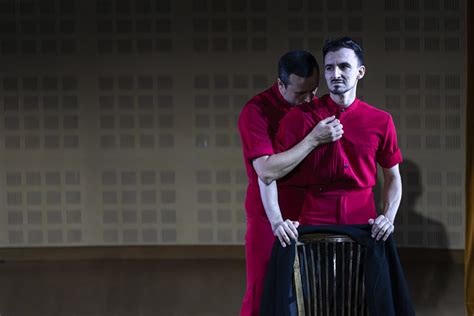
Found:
[271,82,293,110]
[322,94,360,115]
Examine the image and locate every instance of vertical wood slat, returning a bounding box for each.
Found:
[294,235,367,316]
[294,245,306,316]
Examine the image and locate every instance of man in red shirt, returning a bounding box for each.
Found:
[260,37,402,246]
[238,50,343,316]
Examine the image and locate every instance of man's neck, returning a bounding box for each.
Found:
[329,89,357,107]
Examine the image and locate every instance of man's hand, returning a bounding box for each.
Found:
[306,116,344,147]
[273,219,299,247]
[368,215,394,241]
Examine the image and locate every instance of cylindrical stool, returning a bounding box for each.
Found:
[292,234,369,316]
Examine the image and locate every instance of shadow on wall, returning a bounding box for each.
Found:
[373,159,453,308]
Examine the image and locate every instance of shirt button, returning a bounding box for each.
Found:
[319,187,323,191]
[341,108,345,112]
[344,164,349,169]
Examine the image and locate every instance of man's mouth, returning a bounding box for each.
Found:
[332,80,344,84]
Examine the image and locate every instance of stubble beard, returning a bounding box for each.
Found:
[329,81,356,96]
[330,86,348,95]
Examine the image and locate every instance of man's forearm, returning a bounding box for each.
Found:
[254,137,316,184]
[382,172,402,223]
[253,115,342,184]
[258,178,284,231]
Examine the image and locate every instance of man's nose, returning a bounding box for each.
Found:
[333,67,342,78]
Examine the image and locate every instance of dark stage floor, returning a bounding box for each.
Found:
[0,257,465,316]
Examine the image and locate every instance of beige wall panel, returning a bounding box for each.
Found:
[0,0,465,248]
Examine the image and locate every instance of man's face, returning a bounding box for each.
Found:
[278,68,319,106]
[324,48,365,96]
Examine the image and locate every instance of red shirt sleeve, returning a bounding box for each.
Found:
[376,114,403,168]
[238,102,274,162]
[275,107,309,186]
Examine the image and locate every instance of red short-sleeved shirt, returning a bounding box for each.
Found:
[238,83,305,220]
[276,94,402,223]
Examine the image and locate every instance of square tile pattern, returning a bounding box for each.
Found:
[0,0,466,248]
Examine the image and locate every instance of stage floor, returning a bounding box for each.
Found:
[0,258,465,315]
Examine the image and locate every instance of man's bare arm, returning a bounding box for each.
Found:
[258,178,299,247]
[369,164,402,241]
[254,115,343,246]
[253,116,343,184]
[381,164,402,222]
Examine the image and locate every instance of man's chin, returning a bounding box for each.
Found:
[329,88,346,95]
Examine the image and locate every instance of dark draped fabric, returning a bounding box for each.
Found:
[260,225,415,316]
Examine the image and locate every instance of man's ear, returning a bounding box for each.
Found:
[277,78,286,94]
[357,65,366,80]
[277,78,284,87]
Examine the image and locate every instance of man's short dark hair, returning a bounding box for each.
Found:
[278,50,319,87]
[323,37,364,66]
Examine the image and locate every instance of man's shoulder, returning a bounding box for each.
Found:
[243,85,277,109]
[238,86,278,127]
[284,101,315,119]
[279,100,320,131]
[240,86,270,111]
[298,97,329,121]
[357,100,392,120]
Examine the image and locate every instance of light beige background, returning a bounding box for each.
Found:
[0,0,465,249]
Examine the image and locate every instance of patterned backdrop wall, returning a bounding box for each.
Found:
[0,0,465,249]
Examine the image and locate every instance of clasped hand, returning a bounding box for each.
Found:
[273,219,299,247]
[308,115,344,146]
[368,215,394,241]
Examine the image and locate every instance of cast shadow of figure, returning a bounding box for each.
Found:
[373,159,452,309]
